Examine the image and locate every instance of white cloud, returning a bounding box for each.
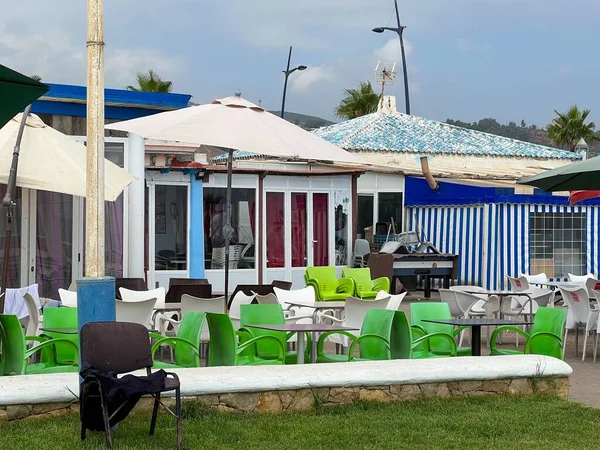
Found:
[373,37,413,63]
[290,65,336,92]
[456,38,491,52]
[105,49,187,89]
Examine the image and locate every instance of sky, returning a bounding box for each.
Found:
[1,0,600,126]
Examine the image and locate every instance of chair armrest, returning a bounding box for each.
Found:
[25,335,51,343]
[305,279,322,301]
[337,278,354,294]
[489,325,530,354]
[410,325,427,339]
[412,332,458,356]
[151,337,199,359]
[524,332,563,356]
[318,314,345,324]
[26,338,78,361]
[451,326,470,337]
[237,335,285,362]
[158,316,181,327]
[372,277,390,292]
[284,314,314,322]
[347,334,390,361]
[317,330,358,355]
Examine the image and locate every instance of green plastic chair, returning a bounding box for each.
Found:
[410,302,470,357]
[342,267,390,299]
[151,311,205,369]
[490,307,567,359]
[205,312,286,366]
[304,266,354,301]
[40,307,79,365]
[0,314,78,375]
[239,304,310,364]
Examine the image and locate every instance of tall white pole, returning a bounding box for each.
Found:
[86,0,105,276]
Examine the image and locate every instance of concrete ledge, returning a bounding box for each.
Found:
[0,356,572,420]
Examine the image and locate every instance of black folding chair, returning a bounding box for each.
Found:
[79,322,182,450]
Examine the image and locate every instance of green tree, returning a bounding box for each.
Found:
[126,69,173,93]
[547,105,599,151]
[334,81,380,120]
[30,75,42,82]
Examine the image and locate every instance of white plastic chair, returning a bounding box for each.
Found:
[441,288,485,347]
[228,291,256,329]
[22,292,42,344]
[568,273,595,284]
[58,288,78,307]
[115,297,157,329]
[375,290,405,310]
[560,285,599,361]
[255,293,279,305]
[449,286,488,316]
[160,294,224,344]
[352,239,371,268]
[120,286,169,332]
[584,277,600,297]
[320,296,389,351]
[519,273,548,286]
[273,286,319,320]
[591,290,600,363]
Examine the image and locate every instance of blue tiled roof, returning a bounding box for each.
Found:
[312,112,581,160]
[212,150,260,162]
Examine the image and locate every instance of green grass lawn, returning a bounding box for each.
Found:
[2,396,599,450]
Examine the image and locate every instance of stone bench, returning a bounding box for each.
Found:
[0,355,572,420]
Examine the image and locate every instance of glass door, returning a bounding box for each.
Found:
[312,193,329,266]
[147,183,189,289]
[289,192,308,287]
[264,191,286,284]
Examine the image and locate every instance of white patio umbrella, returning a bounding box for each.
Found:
[106,95,363,300]
[0,113,136,201]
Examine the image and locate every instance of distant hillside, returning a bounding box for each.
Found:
[446,118,600,157]
[269,111,335,130]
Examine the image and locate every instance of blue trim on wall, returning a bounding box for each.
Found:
[30,83,192,120]
[405,176,600,207]
[189,174,205,278]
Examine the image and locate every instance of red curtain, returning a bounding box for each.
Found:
[291,193,307,267]
[313,193,329,266]
[266,193,285,268]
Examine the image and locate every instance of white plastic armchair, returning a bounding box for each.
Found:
[228,291,255,329]
[375,290,405,310]
[560,285,598,361]
[449,286,489,316]
[273,286,322,321]
[115,297,157,329]
[119,286,169,332]
[22,292,42,345]
[58,288,78,307]
[320,296,389,350]
[584,277,600,298]
[519,273,548,286]
[568,273,595,284]
[159,294,224,343]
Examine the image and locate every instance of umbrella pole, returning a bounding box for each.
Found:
[224,149,234,306]
[0,105,31,312]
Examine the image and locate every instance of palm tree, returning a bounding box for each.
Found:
[126,69,173,93]
[335,81,381,120]
[30,75,42,82]
[547,105,599,151]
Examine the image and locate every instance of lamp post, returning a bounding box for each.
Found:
[280,46,307,119]
[373,0,411,115]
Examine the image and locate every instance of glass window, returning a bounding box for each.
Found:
[291,193,307,268]
[155,185,188,271]
[529,212,586,278]
[313,193,329,266]
[204,188,256,269]
[357,195,373,239]
[266,192,284,268]
[334,191,350,266]
[0,185,21,289]
[378,192,403,231]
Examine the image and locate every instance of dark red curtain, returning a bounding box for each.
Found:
[291,193,306,267]
[312,193,329,266]
[266,193,284,268]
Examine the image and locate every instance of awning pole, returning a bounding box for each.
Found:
[224,149,234,305]
[0,105,31,312]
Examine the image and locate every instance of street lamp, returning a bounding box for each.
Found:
[280,46,307,119]
[373,0,411,115]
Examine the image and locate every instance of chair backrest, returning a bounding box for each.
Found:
[527,307,567,358]
[585,277,600,296]
[530,288,553,308]
[568,273,594,284]
[115,278,147,299]
[58,288,78,307]
[68,281,77,292]
[166,284,212,303]
[342,267,374,293]
[115,298,157,328]
[271,280,292,291]
[447,290,483,316]
[255,293,279,305]
[344,296,390,329]
[240,304,286,357]
[354,239,371,258]
[559,286,594,327]
[0,314,29,375]
[205,312,238,366]
[519,273,548,285]
[439,288,462,317]
[228,284,274,308]
[229,291,256,319]
[181,294,225,341]
[274,286,316,307]
[508,276,530,291]
[304,266,338,294]
[357,308,396,360]
[410,302,454,354]
[81,321,153,373]
[169,278,209,288]
[450,285,488,302]
[22,293,41,338]
[173,311,205,367]
[120,287,166,308]
[41,307,78,364]
[375,290,404,310]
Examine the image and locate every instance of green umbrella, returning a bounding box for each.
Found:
[518,156,600,191]
[0,64,49,129]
